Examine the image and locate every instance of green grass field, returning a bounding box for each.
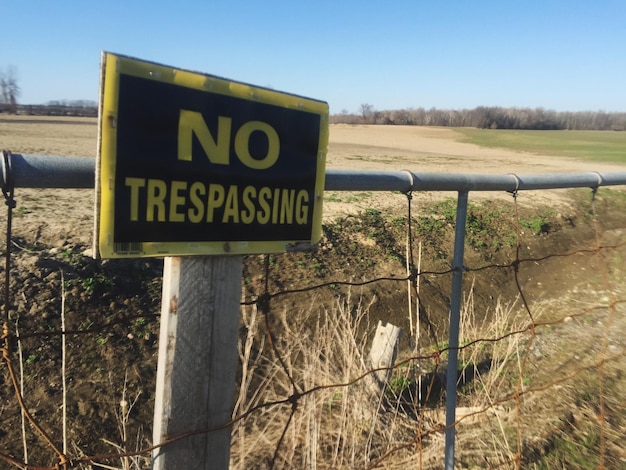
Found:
[455,128,626,163]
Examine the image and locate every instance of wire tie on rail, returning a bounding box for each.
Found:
[402,169,415,195]
[2,150,15,349]
[591,171,602,200]
[593,171,603,188]
[1,150,15,209]
[0,150,9,191]
[507,173,520,198]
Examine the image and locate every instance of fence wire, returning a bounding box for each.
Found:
[1,183,625,469]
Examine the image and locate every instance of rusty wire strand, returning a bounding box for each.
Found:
[590,185,610,470]
[15,312,159,340]
[2,150,15,342]
[260,254,302,399]
[257,251,303,470]
[4,342,624,470]
[2,185,625,468]
[403,190,427,468]
[2,313,624,469]
[0,155,69,469]
[510,188,536,469]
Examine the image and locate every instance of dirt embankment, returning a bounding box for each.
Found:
[0,117,625,467]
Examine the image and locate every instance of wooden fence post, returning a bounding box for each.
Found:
[367,321,402,397]
[152,255,242,470]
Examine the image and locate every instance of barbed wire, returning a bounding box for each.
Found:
[0,184,625,469]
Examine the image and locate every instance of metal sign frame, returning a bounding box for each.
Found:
[95,52,328,258]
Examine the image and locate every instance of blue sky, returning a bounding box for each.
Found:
[3,1,625,113]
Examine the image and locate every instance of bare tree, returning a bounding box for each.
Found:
[0,66,20,114]
[359,103,374,123]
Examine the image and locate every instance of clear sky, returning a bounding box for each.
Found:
[2,0,625,114]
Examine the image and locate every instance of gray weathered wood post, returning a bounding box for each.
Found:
[152,256,242,469]
[368,321,402,395]
[357,321,401,423]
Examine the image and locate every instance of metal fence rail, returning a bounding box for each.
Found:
[4,153,626,192]
[3,152,626,469]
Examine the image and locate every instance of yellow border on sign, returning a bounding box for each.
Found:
[97,52,122,258]
[96,52,328,258]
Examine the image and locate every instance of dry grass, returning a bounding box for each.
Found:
[229,272,626,469]
[232,292,385,469]
[230,288,523,469]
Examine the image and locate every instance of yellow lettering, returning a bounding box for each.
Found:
[295,190,309,224]
[271,188,280,224]
[169,181,187,222]
[125,177,145,221]
[188,182,206,223]
[241,186,256,224]
[222,185,239,223]
[146,179,167,222]
[123,177,310,229]
[280,189,295,224]
[206,184,225,222]
[257,187,271,224]
[178,110,232,164]
[234,121,280,170]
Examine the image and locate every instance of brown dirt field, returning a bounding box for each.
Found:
[325,124,626,217]
[328,123,626,173]
[2,116,625,246]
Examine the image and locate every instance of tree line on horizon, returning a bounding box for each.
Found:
[2,64,625,131]
[3,100,624,131]
[3,63,625,129]
[331,104,626,131]
[9,100,99,117]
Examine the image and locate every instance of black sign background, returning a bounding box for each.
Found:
[113,74,322,244]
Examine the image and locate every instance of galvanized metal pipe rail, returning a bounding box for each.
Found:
[1,153,95,189]
[325,168,626,192]
[3,153,626,192]
[3,152,626,470]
